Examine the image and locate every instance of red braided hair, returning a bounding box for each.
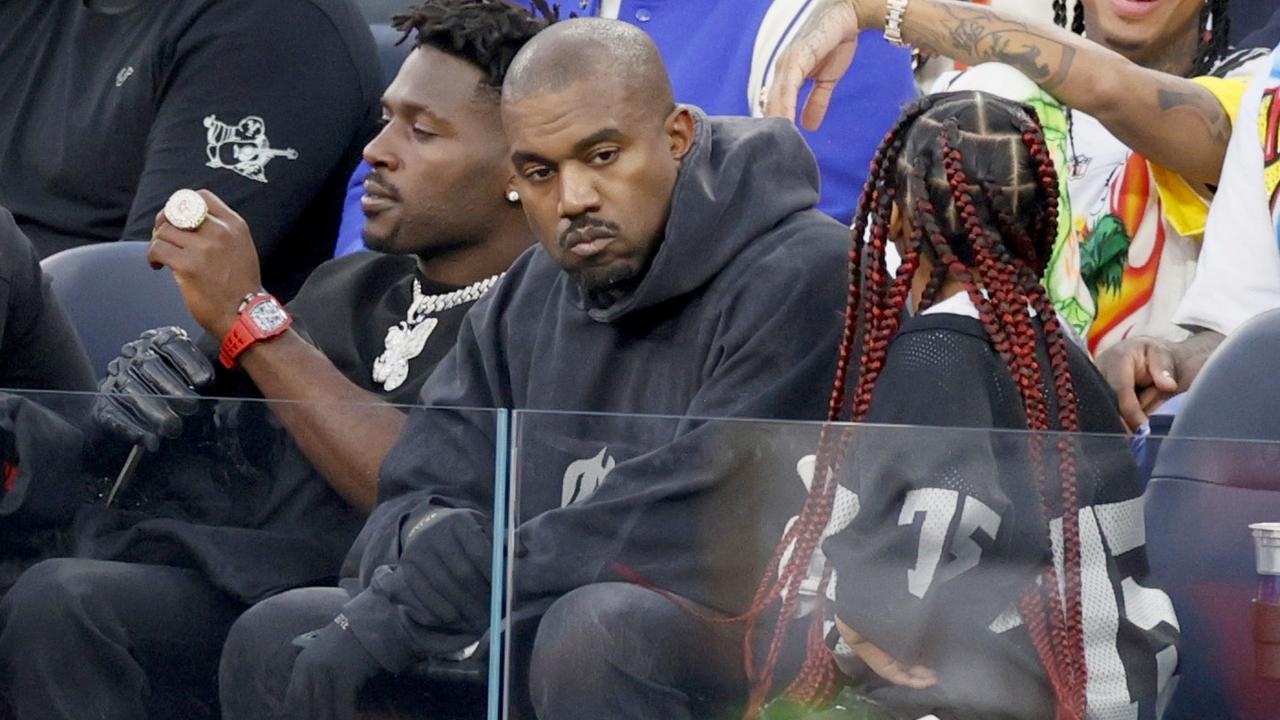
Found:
[744,92,1088,719]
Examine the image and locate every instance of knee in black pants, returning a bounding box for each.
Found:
[528,582,747,720]
[1,558,102,648]
[220,587,349,720]
[530,583,653,702]
[2,558,244,720]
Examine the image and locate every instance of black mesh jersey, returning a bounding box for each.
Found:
[0,0,382,299]
[818,308,1180,719]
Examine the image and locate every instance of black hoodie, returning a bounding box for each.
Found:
[339,109,853,673]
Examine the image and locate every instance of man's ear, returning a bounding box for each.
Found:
[665,106,695,161]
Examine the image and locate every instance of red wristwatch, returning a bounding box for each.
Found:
[218,292,292,368]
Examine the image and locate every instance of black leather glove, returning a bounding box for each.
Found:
[286,616,382,720]
[396,507,494,634]
[92,326,216,451]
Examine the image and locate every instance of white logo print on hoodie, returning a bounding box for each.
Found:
[561,448,616,507]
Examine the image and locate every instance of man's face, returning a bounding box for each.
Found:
[362,47,510,255]
[503,80,689,294]
[1080,0,1205,61]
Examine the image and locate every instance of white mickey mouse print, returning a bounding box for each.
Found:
[203,114,298,183]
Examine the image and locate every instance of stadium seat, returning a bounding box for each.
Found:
[354,0,410,25]
[1241,6,1280,51]
[1146,309,1280,720]
[1232,0,1279,47]
[369,23,413,89]
[40,242,197,380]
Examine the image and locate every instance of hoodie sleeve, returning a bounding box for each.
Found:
[0,209,95,393]
[337,283,512,673]
[511,222,849,615]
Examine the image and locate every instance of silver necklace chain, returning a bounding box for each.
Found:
[407,273,503,322]
[371,272,504,392]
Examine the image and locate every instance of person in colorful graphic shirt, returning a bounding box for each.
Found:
[1067,74,1253,356]
[764,0,1274,429]
[1086,46,1280,430]
[931,0,1268,359]
[1163,46,1280,365]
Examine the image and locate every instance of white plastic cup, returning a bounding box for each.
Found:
[1251,524,1280,574]
[1251,524,1280,679]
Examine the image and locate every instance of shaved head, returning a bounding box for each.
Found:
[500,17,695,304]
[503,17,674,121]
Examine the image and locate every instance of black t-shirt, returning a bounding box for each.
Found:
[0,0,383,300]
[287,252,478,400]
[0,208,94,393]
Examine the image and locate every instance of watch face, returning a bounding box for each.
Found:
[249,299,289,333]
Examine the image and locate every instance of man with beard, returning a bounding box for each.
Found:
[0,3,538,718]
[217,16,851,720]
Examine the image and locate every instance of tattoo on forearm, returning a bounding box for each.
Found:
[913,5,1076,90]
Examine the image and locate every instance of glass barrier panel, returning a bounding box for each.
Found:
[502,410,1280,720]
[0,388,507,720]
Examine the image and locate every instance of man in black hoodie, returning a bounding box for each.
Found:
[220,18,851,720]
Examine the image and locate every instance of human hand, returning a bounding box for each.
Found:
[92,326,216,451]
[764,0,868,131]
[1094,336,1183,432]
[396,507,493,634]
[148,190,264,340]
[285,617,382,720]
[835,617,937,689]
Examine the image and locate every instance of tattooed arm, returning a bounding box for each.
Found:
[765,0,1233,185]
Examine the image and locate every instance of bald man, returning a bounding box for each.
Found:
[219,16,850,720]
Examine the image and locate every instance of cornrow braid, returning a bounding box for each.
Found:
[938,107,1088,719]
[949,124,1089,717]
[736,96,943,718]
[746,91,1090,718]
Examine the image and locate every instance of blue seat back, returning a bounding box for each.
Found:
[40,242,197,380]
[1147,309,1280,719]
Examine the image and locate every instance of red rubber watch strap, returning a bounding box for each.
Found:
[218,295,292,368]
[218,321,256,368]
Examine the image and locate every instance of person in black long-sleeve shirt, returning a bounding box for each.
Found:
[750,92,1179,719]
[0,208,94,393]
[0,0,382,299]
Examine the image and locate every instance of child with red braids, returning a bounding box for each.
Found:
[746,92,1179,720]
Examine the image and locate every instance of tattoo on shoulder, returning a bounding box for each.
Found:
[1156,84,1230,144]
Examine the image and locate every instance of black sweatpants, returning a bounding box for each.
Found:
[0,558,246,720]
[218,586,487,720]
[221,581,805,720]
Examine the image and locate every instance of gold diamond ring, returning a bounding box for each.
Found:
[163,189,208,231]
